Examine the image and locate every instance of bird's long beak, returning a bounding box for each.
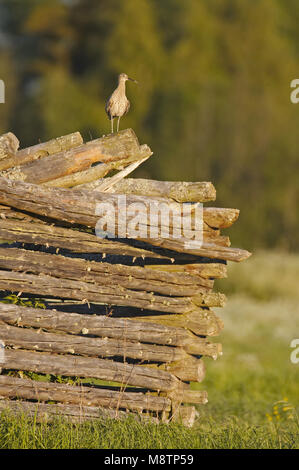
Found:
[128,77,138,84]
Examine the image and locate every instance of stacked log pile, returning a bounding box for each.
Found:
[0,129,251,426]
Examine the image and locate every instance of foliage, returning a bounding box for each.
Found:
[0,1,298,250]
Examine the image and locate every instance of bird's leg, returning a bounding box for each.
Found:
[117,116,120,133]
[111,118,114,134]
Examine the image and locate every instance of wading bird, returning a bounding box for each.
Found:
[105,73,138,133]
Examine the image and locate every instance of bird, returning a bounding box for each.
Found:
[105,73,138,133]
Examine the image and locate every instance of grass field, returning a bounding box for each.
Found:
[0,251,298,449]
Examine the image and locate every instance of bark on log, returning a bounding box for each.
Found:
[0,270,223,313]
[81,178,216,203]
[0,323,188,363]
[0,133,19,161]
[1,349,181,392]
[144,263,227,279]
[157,356,206,383]
[0,247,213,297]
[0,132,82,171]
[0,178,251,262]
[131,309,224,337]
[43,145,152,188]
[0,129,145,184]
[0,398,159,423]
[0,303,217,357]
[0,375,171,412]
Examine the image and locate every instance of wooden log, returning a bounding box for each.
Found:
[0,304,217,357]
[0,129,144,184]
[167,389,208,405]
[0,375,171,412]
[0,247,213,297]
[0,270,222,313]
[144,263,227,279]
[0,323,188,363]
[0,132,83,171]
[0,178,251,262]
[1,349,181,392]
[81,178,216,203]
[131,309,224,337]
[157,357,206,383]
[0,398,159,423]
[0,133,19,161]
[43,145,152,188]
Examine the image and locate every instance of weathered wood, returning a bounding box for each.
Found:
[144,263,227,279]
[0,304,217,357]
[1,349,181,392]
[82,178,217,203]
[0,132,82,171]
[0,247,213,297]
[1,129,145,184]
[0,375,171,412]
[43,144,152,188]
[0,178,251,262]
[167,388,208,405]
[0,270,223,313]
[157,356,206,383]
[0,133,19,161]
[0,323,188,363]
[131,309,224,337]
[0,398,159,423]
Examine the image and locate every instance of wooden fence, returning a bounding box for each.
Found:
[0,129,251,426]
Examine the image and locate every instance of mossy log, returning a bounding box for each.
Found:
[131,309,224,337]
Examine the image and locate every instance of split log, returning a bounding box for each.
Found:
[0,323,188,363]
[0,398,159,423]
[0,247,213,297]
[0,375,171,412]
[0,132,83,171]
[0,133,19,161]
[1,349,181,392]
[43,145,152,188]
[0,129,145,184]
[0,178,251,262]
[0,270,223,313]
[81,178,216,203]
[0,304,217,357]
[131,309,224,337]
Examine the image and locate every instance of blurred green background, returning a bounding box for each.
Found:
[0,0,298,251]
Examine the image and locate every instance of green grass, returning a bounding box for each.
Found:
[0,251,299,449]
